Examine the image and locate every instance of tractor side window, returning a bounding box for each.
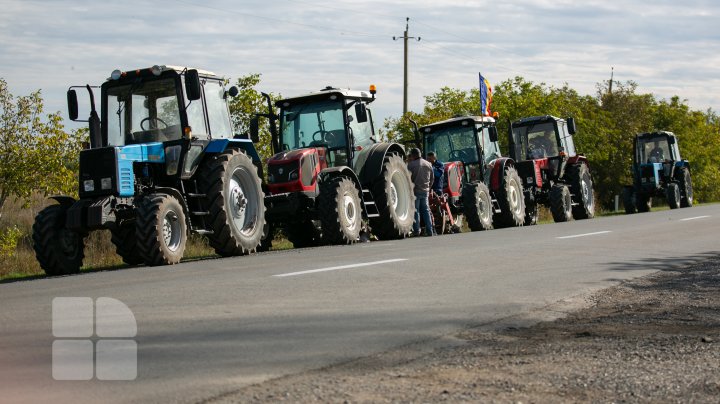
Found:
[184,77,208,138]
[480,127,500,164]
[205,80,232,139]
[558,121,576,156]
[347,104,374,148]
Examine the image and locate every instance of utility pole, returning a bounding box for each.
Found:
[393,17,420,116]
[608,66,614,95]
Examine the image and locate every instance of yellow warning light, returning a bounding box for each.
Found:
[369,84,377,95]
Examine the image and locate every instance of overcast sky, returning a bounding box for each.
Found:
[1,0,719,128]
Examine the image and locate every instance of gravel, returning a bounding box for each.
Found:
[206,255,720,403]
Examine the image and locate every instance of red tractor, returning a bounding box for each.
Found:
[413,115,526,231]
[252,86,416,247]
[508,115,595,224]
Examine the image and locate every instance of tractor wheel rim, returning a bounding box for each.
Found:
[390,171,410,221]
[343,193,358,229]
[229,167,258,236]
[480,192,491,222]
[163,210,182,252]
[509,181,522,215]
[582,178,594,211]
[564,190,572,215]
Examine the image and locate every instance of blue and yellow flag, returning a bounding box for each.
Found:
[479,73,493,116]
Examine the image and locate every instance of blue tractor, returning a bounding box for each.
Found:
[623,131,693,213]
[33,65,266,275]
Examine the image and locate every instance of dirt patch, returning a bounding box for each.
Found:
[209,255,720,403]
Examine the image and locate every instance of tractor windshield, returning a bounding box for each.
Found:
[638,136,671,163]
[512,122,559,160]
[105,78,182,146]
[425,125,480,164]
[280,99,347,151]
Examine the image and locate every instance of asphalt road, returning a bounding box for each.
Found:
[1,205,718,403]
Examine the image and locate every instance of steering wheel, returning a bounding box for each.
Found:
[140,117,168,131]
[449,149,468,162]
[311,130,337,145]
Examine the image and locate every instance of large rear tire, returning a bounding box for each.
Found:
[493,167,525,228]
[666,182,681,209]
[319,177,362,244]
[32,204,85,276]
[110,223,143,265]
[549,184,573,222]
[462,182,493,231]
[678,168,693,208]
[199,149,265,256]
[369,154,415,239]
[136,193,187,266]
[568,163,595,219]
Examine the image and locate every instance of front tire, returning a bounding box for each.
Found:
[319,177,362,244]
[110,223,143,265]
[679,168,693,207]
[637,192,652,213]
[136,193,187,266]
[666,182,681,209]
[623,186,637,214]
[493,167,525,227]
[369,154,415,239]
[568,163,595,219]
[462,182,493,231]
[32,204,85,276]
[550,184,573,222]
[199,149,266,256]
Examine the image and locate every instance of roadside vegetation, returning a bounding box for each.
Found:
[1,74,718,280]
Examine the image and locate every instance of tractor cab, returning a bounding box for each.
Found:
[420,116,500,191]
[635,131,680,165]
[509,115,577,162]
[266,86,377,194]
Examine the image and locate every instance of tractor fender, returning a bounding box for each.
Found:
[206,138,261,164]
[488,157,515,193]
[568,155,589,168]
[356,142,406,187]
[50,196,77,207]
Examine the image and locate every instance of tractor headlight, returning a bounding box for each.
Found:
[83,179,95,192]
[165,145,182,176]
[101,177,112,190]
[289,170,299,180]
[268,173,275,183]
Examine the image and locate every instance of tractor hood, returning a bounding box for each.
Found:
[268,148,317,164]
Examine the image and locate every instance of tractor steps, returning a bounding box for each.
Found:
[186,192,207,198]
[190,211,210,216]
[362,189,381,218]
[193,229,214,235]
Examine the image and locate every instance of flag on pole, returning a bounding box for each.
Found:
[479,73,493,116]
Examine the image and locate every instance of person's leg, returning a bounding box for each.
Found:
[413,192,422,235]
[418,192,433,236]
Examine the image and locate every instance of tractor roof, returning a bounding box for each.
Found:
[105,65,218,81]
[276,86,375,107]
[424,115,496,127]
[512,115,566,125]
[637,130,675,139]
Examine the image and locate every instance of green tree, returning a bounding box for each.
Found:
[227,73,281,160]
[0,78,83,217]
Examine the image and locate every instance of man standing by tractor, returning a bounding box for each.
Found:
[407,148,434,236]
[427,151,445,196]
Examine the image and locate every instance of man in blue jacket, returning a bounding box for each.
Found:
[426,152,444,196]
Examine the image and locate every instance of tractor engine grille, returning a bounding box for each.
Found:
[79,147,118,198]
[268,161,299,184]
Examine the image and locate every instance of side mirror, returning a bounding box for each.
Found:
[185,69,202,101]
[488,126,499,143]
[67,89,79,121]
[668,136,676,145]
[355,103,368,123]
[249,116,260,143]
[226,86,239,98]
[566,117,577,135]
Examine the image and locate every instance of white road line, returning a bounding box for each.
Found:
[556,231,612,240]
[680,215,710,222]
[273,258,408,278]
